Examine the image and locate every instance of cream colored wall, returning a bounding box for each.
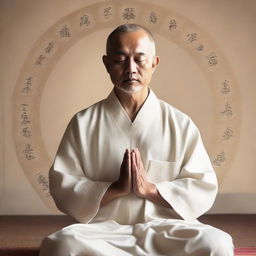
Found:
[0,0,255,214]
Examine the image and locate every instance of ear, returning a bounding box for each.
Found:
[152,56,160,72]
[102,55,110,73]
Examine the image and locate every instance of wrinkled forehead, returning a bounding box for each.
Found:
[106,30,156,56]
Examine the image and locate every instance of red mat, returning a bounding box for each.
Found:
[235,248,256,256]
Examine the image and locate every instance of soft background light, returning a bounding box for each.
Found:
[0,0,255,214]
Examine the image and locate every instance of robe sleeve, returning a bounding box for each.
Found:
[155,118,218,221]
[49,114,112,223]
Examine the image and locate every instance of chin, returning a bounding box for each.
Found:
[116,85,144,94]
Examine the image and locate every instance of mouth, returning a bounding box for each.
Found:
[123,78,140,83]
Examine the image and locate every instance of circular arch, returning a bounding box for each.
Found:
[13,0,240,210]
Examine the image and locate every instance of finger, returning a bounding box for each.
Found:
[131,152,138,187]
[135,149,142,174]
[133,148,139,167]
[127,149,131,175]
[120,149,127,169]
[131,150,135,167]
[126,149,131,166]
[137,149,142,168]
[121,149,130,175]
[131,151,137,171]
[136,149,145,173]
[131,151,136,189]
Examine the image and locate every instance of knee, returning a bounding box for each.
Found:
[196,227,234,256]
[39,229,76,256]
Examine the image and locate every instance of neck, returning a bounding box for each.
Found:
[114,86,149,121]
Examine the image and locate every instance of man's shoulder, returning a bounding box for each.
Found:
[74,98,106,119]
[157,97,192,123]
[66,98,106,128]
[156,97,200,136]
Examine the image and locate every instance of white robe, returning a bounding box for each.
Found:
[40,89,234,256]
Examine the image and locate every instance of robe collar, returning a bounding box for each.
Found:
[104,87,160,132]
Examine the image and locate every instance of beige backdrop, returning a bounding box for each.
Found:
[0,0,255,214]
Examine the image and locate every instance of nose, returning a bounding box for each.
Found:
[125,58,137,74]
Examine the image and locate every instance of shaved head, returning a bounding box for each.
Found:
[102,23,160,95]
[106,24,156,55]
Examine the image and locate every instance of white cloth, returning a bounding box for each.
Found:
[40,219,233,256]
[40,89,234,255]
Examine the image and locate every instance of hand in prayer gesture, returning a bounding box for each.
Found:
[113,149,132,196]
[114,148,153,198]
[101,148,171,208]
[131,148,155,198]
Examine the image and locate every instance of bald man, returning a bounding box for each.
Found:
[40,24,234,256]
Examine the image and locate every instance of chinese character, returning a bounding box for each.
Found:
[35,54,46,65]
[23,144,35,160]
[22,76,33,94]
[149,12,157,24]
[206,52,218,66]
[21,103,28,110]
[36,174,51,196]
[169,19,177,31]
[186,33,197,43]
[80,15,90,27]
[20,104,30,126]
[21,127,32,138]
[197,45,204,51]
[20,104,32,137]
[37,174,49,191]
[221,80,231,94]
[45,41,55,54]
[123,8,136,21]
[59,24,71,38]
[212,151,226,166]
[104,7,112,19]
[221,102,233,118]
[222,127,234,140]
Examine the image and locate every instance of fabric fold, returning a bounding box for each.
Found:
[49,89,218,224]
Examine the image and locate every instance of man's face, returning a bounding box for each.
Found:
[103,30,159,94]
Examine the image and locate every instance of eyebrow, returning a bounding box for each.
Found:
[112,51,146,56]
[112,51,126,55]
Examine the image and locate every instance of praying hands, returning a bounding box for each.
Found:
[100,148,171,208]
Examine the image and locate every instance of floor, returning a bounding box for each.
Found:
[199,214,256,247]
[0,214,255,255]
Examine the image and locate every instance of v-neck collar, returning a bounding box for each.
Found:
[104,88,159,132]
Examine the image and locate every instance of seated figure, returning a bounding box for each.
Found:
[40,24,234,256]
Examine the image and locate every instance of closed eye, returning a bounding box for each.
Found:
[114,59,125,63]
[135,54,147,63]
[136,58,145,63]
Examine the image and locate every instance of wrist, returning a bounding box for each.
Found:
[144,182,158,200]
[111,181,130,197]
[144,183,172,208]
